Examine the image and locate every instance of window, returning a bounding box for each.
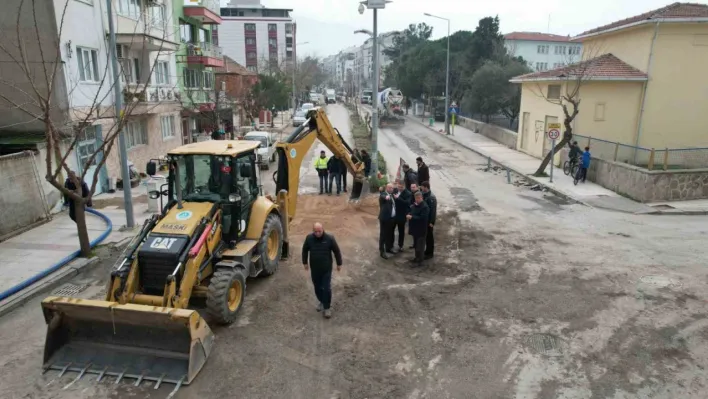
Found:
[554,45,566,55]
[77,47,99,82]
[184,69,202,88]
[535,62,548,71]
[117,0,141,19]
[246,65,257,72]
[245,23,256,31]
[246,38,256,45]
[553,62,563,68]
[536,45,548,54]
[203,71,214,89]
[199,28,208,43]
[569,46,582,55]
[269,51,278,60]
[594,103,606,121]
[151,4,166,27]
[180,21,194,43]
[547,84,561,100]
[285,23,293,34]
[268,24,277,32]
[161,115,176,139]
[125,120,147,148]
[155,61,169,85]
[268,38,277,47]
[77,126,98,169]
[247,52,256,59]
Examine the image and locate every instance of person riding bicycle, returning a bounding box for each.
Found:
[568,141,582,166]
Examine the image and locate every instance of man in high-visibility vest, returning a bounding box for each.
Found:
[314,150,329,194]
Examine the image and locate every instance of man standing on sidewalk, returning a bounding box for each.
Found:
[378,183,397,259]
[416,157,429,187]
[580,146,592,183]
[407,191,429,267]
[420,181,437,259]
[314,150,329,194]
[302,222,343,319]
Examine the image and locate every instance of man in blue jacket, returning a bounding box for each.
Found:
[579,146,591,183]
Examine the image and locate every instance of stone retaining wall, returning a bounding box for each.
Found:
[457,116,518,149]
[587,158,708,202]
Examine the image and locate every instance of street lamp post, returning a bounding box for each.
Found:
[424,13,451,135]
[292,41,309,114]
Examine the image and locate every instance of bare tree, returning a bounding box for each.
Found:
[525,42,604,176]
[0,0,178,255]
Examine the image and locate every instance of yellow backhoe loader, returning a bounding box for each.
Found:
[40,108,365,390]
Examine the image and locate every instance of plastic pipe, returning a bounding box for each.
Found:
[0,208,113,301]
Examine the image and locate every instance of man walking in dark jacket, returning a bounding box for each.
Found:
[407,191,429,266]
[420,181,437,259]
[63,171,92,224]
[327,155,344,195]
[416,157,430,186]
[407,183,419,249]
[393,181,412,251]
[302,222,343,319]
[402,164,418,191]
[361,150,372,177]
[378,183,397,259]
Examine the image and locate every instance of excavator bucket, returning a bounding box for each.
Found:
[41,297,214,388]
[350,180,364,200]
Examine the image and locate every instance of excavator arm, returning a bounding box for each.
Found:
[274,107,365,220]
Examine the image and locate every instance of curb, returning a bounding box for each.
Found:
[402,115,587,207]
[0,257,100,318]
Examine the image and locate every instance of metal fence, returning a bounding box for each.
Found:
[574,134,708,170]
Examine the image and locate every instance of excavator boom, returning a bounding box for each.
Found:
[274,108,365,220]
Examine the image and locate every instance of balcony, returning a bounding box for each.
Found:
[123,84,181,114]
[183,0,222,24]
[185,42,224,67]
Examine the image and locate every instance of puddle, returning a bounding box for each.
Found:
[450,187,481,212]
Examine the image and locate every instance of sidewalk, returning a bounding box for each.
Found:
[400,113,669,214]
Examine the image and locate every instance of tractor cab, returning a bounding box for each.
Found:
[147,140,261,246]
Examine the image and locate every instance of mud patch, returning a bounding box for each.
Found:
[518,193,570,212]
[450,187,481,212]
[388,127,426,156]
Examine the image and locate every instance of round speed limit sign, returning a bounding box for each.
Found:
[547,129,561,140]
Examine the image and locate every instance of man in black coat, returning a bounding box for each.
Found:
[302,222,343,319]
[393,181,411,252]
[416,157,430,186]
[407,191,429,266]
[327,155,344,195]
[402,164,418,191]
[407,183,419,249]
[361,150,372,177]
[378,183,397,259]
[420,181,437,259]
[63,171,92,224]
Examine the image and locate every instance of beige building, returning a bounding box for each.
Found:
[511,3,708,165]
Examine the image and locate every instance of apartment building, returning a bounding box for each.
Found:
[176,0,225,143]
[218,0,296,73]
[504,32,583,71]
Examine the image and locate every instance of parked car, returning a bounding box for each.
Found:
[243,131,278,169]
[301,103,314,111]
[361,96,371,105]
[292,110,307,127]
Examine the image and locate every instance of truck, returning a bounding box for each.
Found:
[325,89,336,104]
[430,96,447,122]
[243,131,278,169]
[377,87,405,126]
[361,89,373,104]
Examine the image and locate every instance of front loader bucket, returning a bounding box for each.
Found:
[350,180,364,200]
[41,297,214,388]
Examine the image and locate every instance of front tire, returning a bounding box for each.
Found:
[563,161,571,175]
[207,268,248,325]
[258,213,283,276]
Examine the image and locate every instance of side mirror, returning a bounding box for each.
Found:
[146,161,157,176]
[148,190,160,199]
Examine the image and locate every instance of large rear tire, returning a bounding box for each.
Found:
[258,213,283,276]
[207,268,248,325]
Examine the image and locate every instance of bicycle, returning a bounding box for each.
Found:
[563,156,580,177]
[573,165,585,186]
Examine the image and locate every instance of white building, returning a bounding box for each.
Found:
[352,31,399,89]
[504,32,583,71]
[219,0,296,73]
[335,46,357,92]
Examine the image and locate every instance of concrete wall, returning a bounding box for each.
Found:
[587,157,708,202]
[573,81,644,145]
[516,83,566,160]
[582,25,654,71]
[0,152,51,240]
[457,116,518,149]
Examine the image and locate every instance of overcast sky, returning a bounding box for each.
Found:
[220,0,700,57]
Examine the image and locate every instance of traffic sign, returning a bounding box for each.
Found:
[548,129,560,140]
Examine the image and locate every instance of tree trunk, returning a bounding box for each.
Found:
[74,200,92,257]
[533,133,571,177]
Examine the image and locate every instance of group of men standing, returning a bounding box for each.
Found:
[314,149,372,195]
[378,157,436,267]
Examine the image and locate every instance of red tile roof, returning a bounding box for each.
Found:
[577,2,708,37]
[510,53,648,82]
[504,32,572,42]
[214,56,256,75]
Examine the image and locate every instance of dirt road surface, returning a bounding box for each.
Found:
[1,104,708,399]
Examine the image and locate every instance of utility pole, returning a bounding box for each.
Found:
[370,8,380,177]
[106,0,134,228]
